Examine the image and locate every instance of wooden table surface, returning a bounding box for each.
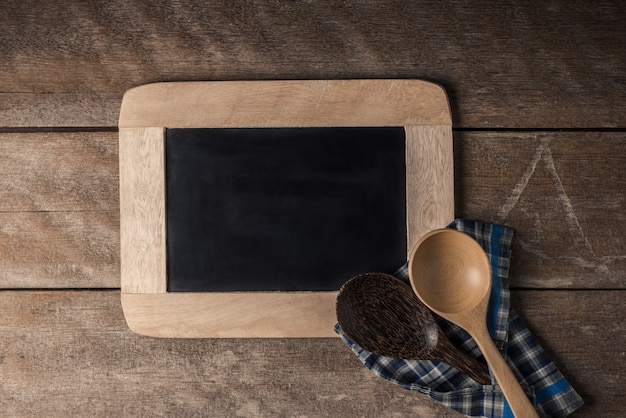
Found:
[1,1,624,416]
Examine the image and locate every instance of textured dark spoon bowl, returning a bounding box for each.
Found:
[336,272,491,385]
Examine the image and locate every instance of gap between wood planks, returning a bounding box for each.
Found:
[1,127,625,133]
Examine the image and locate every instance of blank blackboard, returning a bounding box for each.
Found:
[165,127,407,292]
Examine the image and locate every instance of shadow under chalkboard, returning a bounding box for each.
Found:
[165,127,407,292]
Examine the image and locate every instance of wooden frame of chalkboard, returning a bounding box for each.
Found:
[119,80,453,338]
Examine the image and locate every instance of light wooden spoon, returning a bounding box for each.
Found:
[408,229,538,418]
[336,272,491,384]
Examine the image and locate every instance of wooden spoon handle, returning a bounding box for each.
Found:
[471,326,539,418]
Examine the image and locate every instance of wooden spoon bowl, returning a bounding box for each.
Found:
[336,272,491,384]
[409,229,491,315]
[409,229,538,417]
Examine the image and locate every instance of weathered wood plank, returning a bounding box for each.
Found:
[0,289,621,416]
[455,131,626,289]
[0,211,119,288]
[0,132,118,212]
[1,0,624,128]
[0,131,623,289]
[0,290,461,417]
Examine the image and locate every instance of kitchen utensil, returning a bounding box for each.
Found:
[336,272,491,384]
[408,229,538,417]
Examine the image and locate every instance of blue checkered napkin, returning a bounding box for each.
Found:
[335,219,584,417]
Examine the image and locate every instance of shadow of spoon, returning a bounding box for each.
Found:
[336,272,491,385]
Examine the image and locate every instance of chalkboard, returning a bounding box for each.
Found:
[165,127,407,292]
[119,80,453,337]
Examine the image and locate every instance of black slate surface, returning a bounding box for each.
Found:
[165,127,407,291]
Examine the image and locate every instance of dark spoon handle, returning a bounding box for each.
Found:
[433,330,492,385]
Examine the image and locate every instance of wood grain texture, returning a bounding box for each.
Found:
[0,289,622,417]
[0,290,463,418]
[1,0,624,128]
[1,0,623,413]
[0,132,118,212]
[455,131,626,289]
[119,127,166,294]
[0,211,119,289]
[119,80,451,128]
[406,125,455,251]
[122,292,339,338]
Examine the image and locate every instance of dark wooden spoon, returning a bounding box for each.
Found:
[336,272,491,385]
